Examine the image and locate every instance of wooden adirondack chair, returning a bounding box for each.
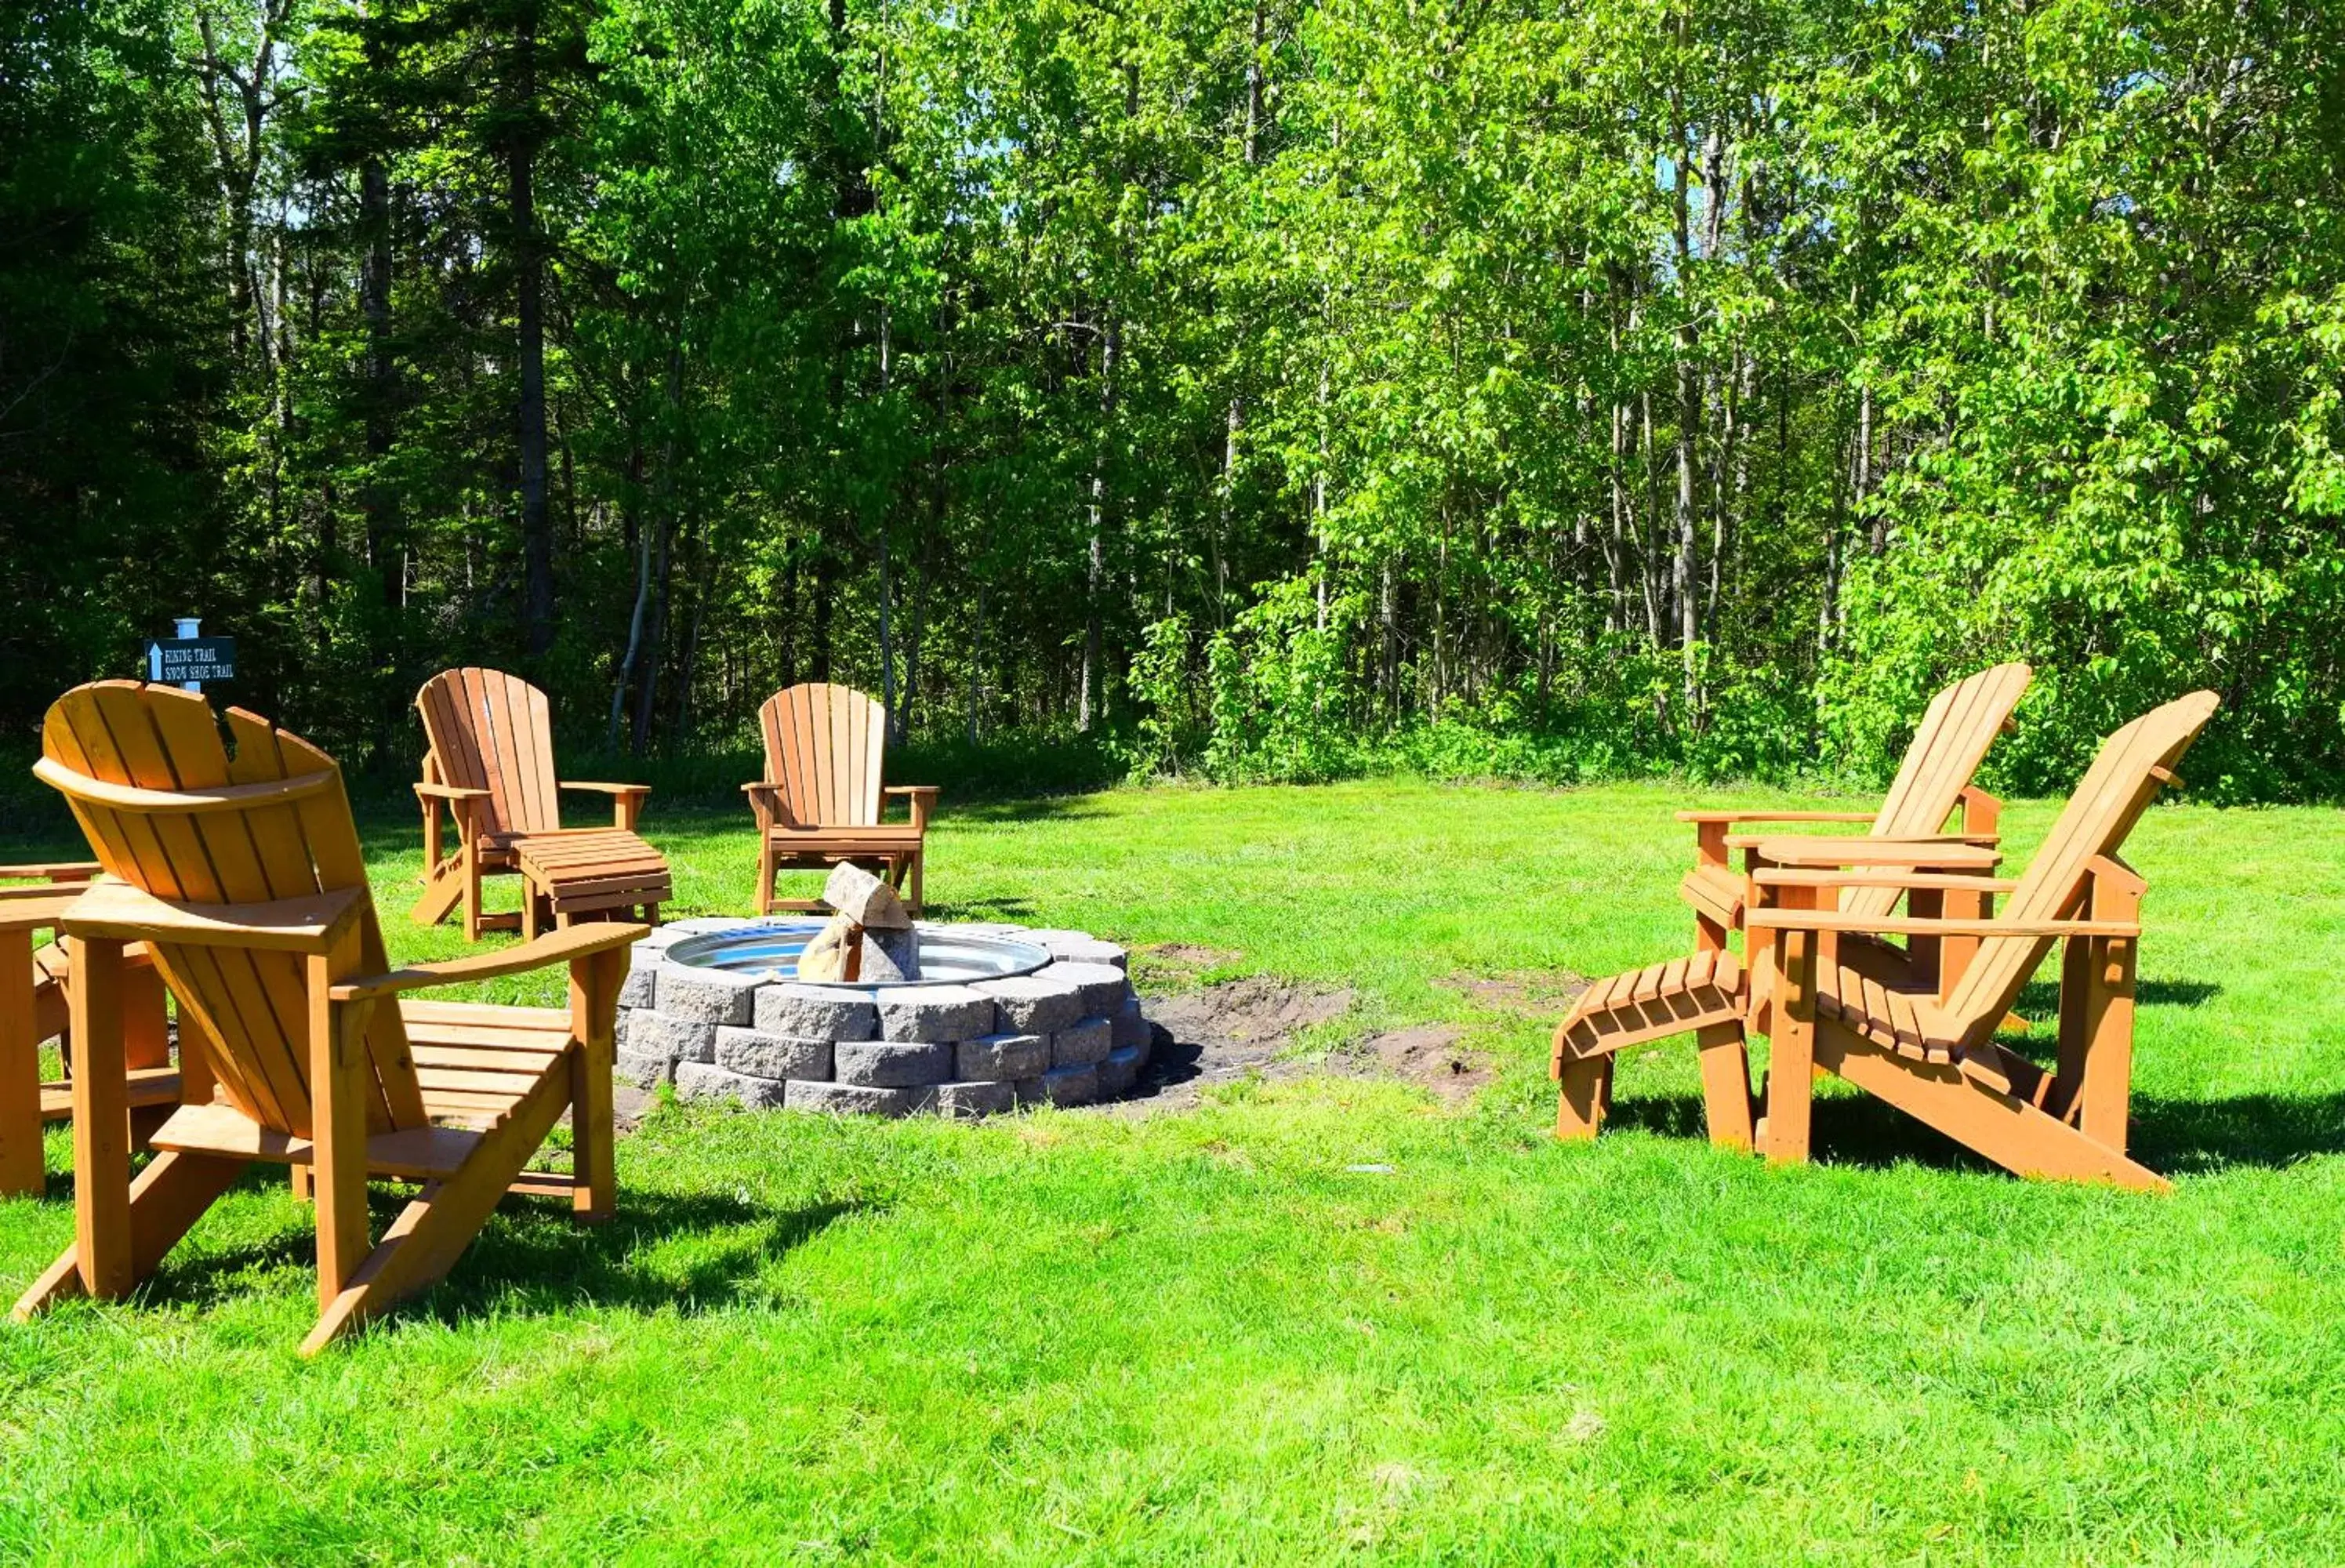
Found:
[413,667,670,941]
[1557,691,2217,1191]
[13,682,641,1354]
[0,865,174,1196]
[745,683,938,916]
[1544,666,2034,1149]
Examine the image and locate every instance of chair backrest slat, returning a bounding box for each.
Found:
[1943,691,2219,1047]
[1842,662,2031,920]
[42,682,427,1138]
[758,683,888,828]
[415,668,562,837]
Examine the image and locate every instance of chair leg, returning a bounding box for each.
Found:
[303,1070,572,1356]
[13,1151,250,1319]
[1764,931,1817,1165]
[0,928,38,1196]
[411,858,466,927]
[1554,1055,1614,1141]
[908,849,924,918]
[461,847,483,943]
[1695,1021,1756,1152]
[569,950,622,1222]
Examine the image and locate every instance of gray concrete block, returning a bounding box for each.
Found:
[755,983,878,1042]
[834,1040,957,1088]
[873,984,995,1044]
[956,1032,1050,1081]
[653,964,760,1026]
[1011,1076,1047,1107]
[1037,960,1128,1018]
[619,966,657,1009]
[1040,1063,1099,1106]
[1035,931,1127,969]
[973,972,1084,1034]
[674,1061,790,1108]
[615,1048,673,1088]
[1098,1044,1145,1096]
[1051,1016,1113,1068]
[787,1079,929,1117]
[933,1080,1017,1118]
[628,1010,716,1064]
[714,1026,831,1082]
[1110,995,1150,1053]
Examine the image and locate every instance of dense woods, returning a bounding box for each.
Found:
[4,0,2342,799]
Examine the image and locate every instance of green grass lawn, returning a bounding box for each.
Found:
[2,779,2342,1564]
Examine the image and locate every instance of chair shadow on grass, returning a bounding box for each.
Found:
[2013,978,2222,1014]
[128,1173,872,1327]
[1603,1087,2345,1178]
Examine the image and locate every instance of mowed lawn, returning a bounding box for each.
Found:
[2,778,2342,1564]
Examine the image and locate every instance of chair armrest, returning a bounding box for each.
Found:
[884,785,939,830]
[414,782,490,804]
[63,880,366,953]
[564,781,651,829]
[1751,869,2024,895]
[1732,836,2001,868]
[1675,810,1875,826]
[1748,908,2139,939]
[329,923,648,1001]
[0,862,101,883]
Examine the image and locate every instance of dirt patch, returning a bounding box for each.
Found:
[1085,975,1351,1116]
[1432,970,1588,1018]
[1091,975,1493,1116]
[1147,974,1354,1047]
[1335,1023,1492,1104]
[1133,941,1246,989]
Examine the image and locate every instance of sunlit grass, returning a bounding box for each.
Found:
[1,779,2340,1563]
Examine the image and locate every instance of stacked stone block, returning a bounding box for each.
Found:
[615,921,1150,1117]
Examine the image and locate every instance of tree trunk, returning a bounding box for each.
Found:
[1671,58,1702,712]
[512,8,554,659]
[1080,317,1117,731]
[610,434,650,748]
[967,582,986,745]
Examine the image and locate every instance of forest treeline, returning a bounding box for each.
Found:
[4,0,2343,800]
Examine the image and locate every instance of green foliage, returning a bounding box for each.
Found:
[2,0,2342,799]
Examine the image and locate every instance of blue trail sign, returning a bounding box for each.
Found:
[143,635,235,687]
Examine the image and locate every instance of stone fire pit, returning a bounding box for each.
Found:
[613,917,1149,1116]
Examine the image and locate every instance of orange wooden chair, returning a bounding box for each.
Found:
[412,667,670,941]
[13,681,641,1353]
[0,865,172,1196]
[1541,666,2032,1148]
[1557,691,2218,1190]
[745,683,938,916]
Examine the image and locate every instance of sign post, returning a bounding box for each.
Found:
[143,619,236,693]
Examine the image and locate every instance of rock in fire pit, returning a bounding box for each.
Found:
[613,914,1150,1116]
